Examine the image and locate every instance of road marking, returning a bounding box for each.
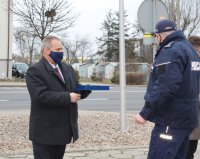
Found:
[0,100,9,102]
[93,90,145,93]
[82,98,109,101]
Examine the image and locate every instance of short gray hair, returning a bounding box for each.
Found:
[40,35,61,54]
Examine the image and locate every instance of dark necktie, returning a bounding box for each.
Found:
[55,67,63,81]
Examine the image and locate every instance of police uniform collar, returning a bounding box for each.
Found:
[155,30,185,57]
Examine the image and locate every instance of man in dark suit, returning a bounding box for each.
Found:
[26,35,91,159]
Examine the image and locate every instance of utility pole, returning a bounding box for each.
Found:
[119,0,126,132]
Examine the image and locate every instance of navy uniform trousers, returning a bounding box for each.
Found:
[147,125,192,159]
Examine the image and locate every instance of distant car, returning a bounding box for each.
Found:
[12,62,29,78]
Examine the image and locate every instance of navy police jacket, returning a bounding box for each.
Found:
[140,30,200,128]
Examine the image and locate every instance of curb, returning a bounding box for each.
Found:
[0,146,149,157]
[65,146,148,153]
[0,83,26,87]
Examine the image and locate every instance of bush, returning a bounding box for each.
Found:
[110,72,119,84]
[111,72,147,85]
[126,72,146,85]
[90,71,101,81]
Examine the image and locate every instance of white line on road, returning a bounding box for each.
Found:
[93,90,145,93]
[82,98,109,101]
[0,100,9,102]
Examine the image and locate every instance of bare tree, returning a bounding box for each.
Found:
[13,29,26,59]
[62,39,80,64]
[62,36,91,64]
[78,36,91,63]
[164,0,200,36]
[14,28,39,65]
[11,0,77,40]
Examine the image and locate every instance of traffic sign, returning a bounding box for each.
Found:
[138,0,169,33]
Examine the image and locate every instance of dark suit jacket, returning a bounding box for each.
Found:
[26,57,79,145]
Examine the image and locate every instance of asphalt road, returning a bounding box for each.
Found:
[0,86,146,112]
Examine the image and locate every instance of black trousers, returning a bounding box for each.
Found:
[32,142,66,159]
[185,140,198,159]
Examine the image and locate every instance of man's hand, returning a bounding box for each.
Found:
[80,90,92,99]
[70,93,81,103]
[134,114,146,124]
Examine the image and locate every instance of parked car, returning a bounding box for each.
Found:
[12,62,29,78]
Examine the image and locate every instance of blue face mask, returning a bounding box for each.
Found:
[49,51,63,64]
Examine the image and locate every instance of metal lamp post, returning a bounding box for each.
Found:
[119,0,126,132]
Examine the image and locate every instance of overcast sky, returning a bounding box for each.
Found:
[67,0,144,52]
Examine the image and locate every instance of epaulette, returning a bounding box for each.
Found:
[164,41,176,48]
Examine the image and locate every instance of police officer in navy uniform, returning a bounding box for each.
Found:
[135,19,200,159]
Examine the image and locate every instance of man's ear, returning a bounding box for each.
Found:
[44,47,50,55]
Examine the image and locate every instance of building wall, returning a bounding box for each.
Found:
[87,64,95,78]
[0,0,13,79]
[71,63,81,71]
[105,64,115,79]
[79,64,89,77]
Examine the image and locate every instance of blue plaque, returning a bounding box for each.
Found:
[75,85,110,92]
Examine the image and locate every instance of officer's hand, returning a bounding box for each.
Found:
[134,114,146,124]
[70,93,81,103]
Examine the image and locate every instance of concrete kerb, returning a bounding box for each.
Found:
[64,146,148,153]
[0,146,148,158]
[0,82,26,87]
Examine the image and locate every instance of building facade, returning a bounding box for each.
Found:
[0,0,12,79]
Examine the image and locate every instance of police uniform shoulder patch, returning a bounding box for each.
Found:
[164,41,176,48]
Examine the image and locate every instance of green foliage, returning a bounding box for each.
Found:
[97,10,138,62]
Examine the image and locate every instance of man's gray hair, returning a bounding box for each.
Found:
[40,35,61,54]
